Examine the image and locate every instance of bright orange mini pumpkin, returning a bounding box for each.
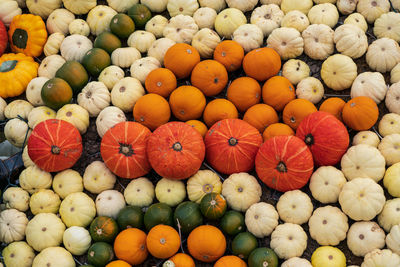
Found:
[169,253,195,267]
[164,43,200,79]
[213,40,244,72]
[262,123,295,142]
[146,225,181,259]
[283,99,317,130]
[114,228,148,265]
[214,255,247,267]
[227,77,261,112]
[190,60,228,96]
[186,120,208,138]
[145,68,177,98]
[319,97,346,121]
[342,96,379,131]
[262,76,296,112]
[203,99,238,128]
[242,47,281,81]
[133,93,171,131]
[106,260,132,267]
[243,104,279,133]
[187,225,226,263]
[169,85,206,121]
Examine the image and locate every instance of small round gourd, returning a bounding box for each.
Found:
[163,14,199,44]
[199,0,226,11]
[281,0,313,14]
[214,8,247,39]
[145,15,168,38]
[22,145,34,167]
[130,57,161,84]
[351,72,387,104]
[232,24,263,52]
[167,0,198,16]
[386,224,400,254]
[353,131,380,147]
[56,104,89,134]
[0,97,6,120]
[378,198,400,232]
[308,3,339,28]
[111,47,141,68]
[78,81,111,117]
[391,63,400,84]
[378,134,400,165]
[281,10,310,33]
[128,30,156,53]
[302,24,334,60]
[3,187,30,211]
[373,12,400,43]
[111,77,145,112]
[321,54,357,91]
[38,55,65,79]
[155,178,186,207]
[26,77,48,106]
[96,190,126,219]
[362,249,400,267]
[344,13,368,32]
[98,66,124,91]
[86,5,117,36]
[276,190,313,224]
[28,106,56,129]
[296,77,324,104]
[311,246,346,267]
[83,161,116,194]
[63,226,91,255]
[282,59,310,85]
[124,177,155,207]
[96,106,126,138]
[347,221,385,257]
[4,100,33,119]
[44,32,65,56]
[107,0,139,12]
[4,118,31,148]
[245,202,279,238]
[32,247,75,267]
[2,241,35,267]
[0,0,22,26]
[366,38,400,73]
[142,0,167,12]
[357,0,390,24]
[267,27,304,60]
[270,223,308,259]
[250,4,284,37]
[19,165,52,194]
[68,19,90,36]
[53,169,83,199]
[193,7,217,29]
[281,257,312,267]
[337,0,357,15]
[191,28,221,58]
[187,170,222,203]
[334,24,368,59]
[225,0,257,12]
[148,38,176,65]
[26,0,61,18]
[59,192,96,227]
[46,8,74,35]
[0,209,28,244]
[60,34,93,62]
[29,189,61,215]
[386,83,400,114]
[384,163,400,197]
[309,166,346,204]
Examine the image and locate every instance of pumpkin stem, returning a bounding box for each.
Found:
[159,238,166,245]
[51,145,61,155]
[119,143,134,157]
[276,161,287,173]
[172,142,183,151]
[304,134,314,145]
[228,137,238,146]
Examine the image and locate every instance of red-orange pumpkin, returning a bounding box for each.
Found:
[147,122,205,180]
[255,135,314,192]
[101,122,151,179]
[205,119,263,175]
[27,119,82,172]
[296,111,349,166]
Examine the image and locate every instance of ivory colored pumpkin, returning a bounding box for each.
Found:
[214,8,246,39]
[19,165,52,194]
[4,99,33,119]
[378,198,400,232]
[193,7,217,29]
[124,177,155,207]
[198,0,226,11]
[344,12,368,32]
[337,0,357,15]
[384,163,400,197]
[281,0,313,14]
[83,161,116,194]
[26,0,61,18]
[361,249,400,267]
[347,221,385,257]
[3,187,30,212]
[245,202,279,238]
[191,28,221,59]
[321,54,357,91]
[366,38,400,73]
[148,38,176,65]
[155,178,186,207]
[53,169,84,199]
[2,241,35,267]
[353,131,380,147]
[0,0,22,26]
[309,166,347,204]
[63,226,91,255]
[98,66,124,91]
[351,72,387,104]
[378,134,400,165]
[374,12,400,43]
[186,170,222,203]
[145,15,168,38]
[128,31,156,53]
[379,113,400,137]
[22,145,34,167]
[68,19,90,36]
[60,34,93,62]
[56,104,89,134]
[86,5,117,36]
[296,77,324,104]
[26,77,48,106]
[334,24,368,59]
[38,55,65,79]
[282,59,310,85]
[43,32,64,56]
[0,209,28,244]
[311,246,346,267]
[130,57,161,84]
[32,247,75,267]
[357,0,390,24]
[250,4,284,37]
[270,223,308,259]
[111,77,144,113]
[96,190,126,219]
[111,47,141,69]
[281,10,310,33]
[391,63,400,84]
[59,192,96,227]
[233,24,264,52]
[29,189,61,215]
[277,190,313,225]
[163,15,198,44]
[28,106,56,129]
[46,8,74,35]
[386,224,400,254]
[302,24,334,60]
[187,225,226,262]
[78,81,111,117]
[267,27,304,60]
[386,83,400,114]
[96,106,126,138]
[167,0,199,17]
[281,257,312,267]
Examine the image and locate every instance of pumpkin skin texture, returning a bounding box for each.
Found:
[169,253,195,267]
[186,120,208,138]
[174,201,203,234]
[296,111,350,166]
[8,14,47,57]
[242,47,281,81]
[100,121,151,179]
[203,99,239,128]
[169,85,206,121]
[133,93,171,131]
[342,96,379,131]
[214,255,246,267]
[191,60,228,97]
[199,192,227,220]
[164,43,200,79]
[205,119,263,175]
[27,119,82,172]
[319,97,346,121]
[145,68,177,98]
[311,246,346,267]
[283,99,317,130]
[248,247,279,267]
[213,40,244,72]
[0,20,7,56]
[41,77,73,110]
[243,104,279,133]
[114,228,148,265]
[262,76,296,112]
[227,77,261,113]
[255,135,314,192]
[263,123,295,141]
[146,225,180,259]
[89,216,119,243]
[147,122,205,180]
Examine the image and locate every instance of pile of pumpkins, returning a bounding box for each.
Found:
[2,0,400,266]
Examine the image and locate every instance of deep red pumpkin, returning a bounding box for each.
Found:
[101,121,151,179]
[146,121,205,180]
[296,111,349,166]
[0,20,7,56]
[255,135,314,192]
[27,119,82,172]
[204,119,263,174]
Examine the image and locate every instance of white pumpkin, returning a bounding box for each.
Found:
[339,178,386,221]
[353,131,381,147]
[193,7,217,29]
[383,162,400,197]
[191,28,221,58]
[261,0,282,3]
[321,54,358,91]
[0,96,6,120]
[77,81,111,117]
[68,19,90,36]
[22,142,35,167]
[155,178,186,207]
[270,223,308,259]
[124,177,155,207]
[59,192,96,227]
[29,189,61,215]
[4,118,30,148]
[232,24,263,52]
[378,198,400,232]
[357,0,390,24]
[347,221,385,257]
[96,190,126,219]
[393,0,400,9]
[222,172,262,212]
[38,55,65,79]
[26,0,61,19]
[276,190,313,225]
[96,106,126,137]
[250,4,284,37]
[111,77,145,112]
[245,202,279,238]
[86,5,117,36]
[46,8,74,35]
[386,82,400,114]
[141,0,168,13]
[53,169,84,199]
[366,38,400,73]
[0,209,28,244]
[334,24,368,59]
[98,65,124,91]
[214,8,247,39]
[60,34,93,62]
[83,161,116,194]
[26,78,48,106]
[378,134,400,165]
[337,0,357,15]
[43,32,65,56]
[281,10,310,33]
[308,3,339,28]
[199,0,226,12]
[130,57,161,84]
[281,0,313,14]
[267,27,304,60]
[361,249,400,267]
[344,12,368,32]
[351,72,387,104]
[0,0,22,26]
[167,0,199,17]
[302,24,334,60]
[32,247,75,267]
[163,14,199,43]
[19,165,52,194]
[386,224,400,254]
[107,0,138,12]
[63,226,91,255]
[128,31,156,53]
[226,0,258,12]
[373,12,400,43]
[145,15,169,38]
[187,170,222,203]
[281,257,312,267]
[25,213,65,251]
[282,59,310,85]
[148,38,176,65]
[391,63,400,84]
[309,166,347,204]
[4,100,33,119]
[56,104,89,134]
[2,241,35,267]
[296,77,324,104]
[62,0,96,15]
[111,47,141,69]
[3,187,30,212]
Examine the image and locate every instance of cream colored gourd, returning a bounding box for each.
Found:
[386,82,400,114]
[46,8,74,35]
[59,192,96,227]
[366,38,400,73]
[86,5,117,36]
[44,32,65,56]
[62,0,96,14]
[124,177,155,207]
[167,0,199,17]
[145,15,169,38]
[308,205,349,246]
[56,104,89,134]
[245,202,279,238]
[68,19,90,36]
[233,24,264,52]
[0,97,6,120]
[386,224,400,254]
[373,12,400,42]
[4,119,30,147]
[191,28,221,58]
[282,59,310,85]
[2,241,35,267]
[107,0,138,12]
[281,0,313,14]
[214,8,247,39]
[29,189,61,215]
[26,77,48,106]
[187,170,222,203]
[339,178,386,221]
[281,10,310,33]
[141,0,168,13]
[25,213,65,251]
[337,0,357,15]
[321,54,357,91]
[26,0,61,19]
[63,226,91,255]
[199,0,226,11]
[344,13,368,32]
[309,166,347,204]
[361,249,400,267]
[83,161,116,194]
[222,172,262,212]
[357,0,390,24]
[353,131,380,147]
[163,14,199,43]
[60,34,93,62]
[155,178,186,207]
[334,24,368,59]
[147,38,176,65]
[384,163,400,197]
[5,100,33,119]
[281,257,312,267]
[391,63,400,84]
[226,0,258,12]
[296,77,324,104]
[130,57,161,84]
[351,72,387,104]
[96,190,126,219]
[96,106,126,138]
[78,81,111,117]
[267,27,304,60]
[98,65,124,91]
[0,209,28,244]
[276,190,313,225]
[128,31,156,53]
[193,7,217,29]
[0,0,22,26]
[392,0,400,9]
[32,247,75,267]
[378,134,400,165]
[308,3,339,28]
[250,4,284,37]
[3,187,30,212]
[347,221,385,257]
[302,24,334,60]
[111,77,145,112]
[111,47,141,68]
[28,106,56,129]
[261,0,282,3]
[53,169,84,199]
[270,223,308,259]
[19,165,52,194]
[38,55,66,79]
[378,198,400,232]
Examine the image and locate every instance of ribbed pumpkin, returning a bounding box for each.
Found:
[296,111,350,166]
[319,97,346,121]
[190,60,228,97]
[164,43,200,79]
[205,119,263,174]
[342,96,379,131]
[114,228,148,265]
[100,122,151,179]
[169,253,195,267]
[147,122,205,180]
[213,40,244,72]
[27,119,82,172]
[214,255,247,267]
[242,47,281,81]
[146,225,180,259]
[255,135,314,192]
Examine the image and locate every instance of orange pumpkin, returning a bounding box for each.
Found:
[114,228,148,265]
[263,123,295,142]
[146,225,180,259]
[214,256,247,267]
[227,77,261,112]
[243,104,279,133]
[319,97,346,121]
[203,99,238,127]
[164,43,200,79]
[133,93,171,131]
[213,40,244,72]
[342,96,379,131]
[190,60,228,96]
[186,120,208,138]
[106,260,132,267]
[145,68,177,98]
[169,85,206,121]
[262,76,296,112]
[187,225,226,263]
[283,99,317,130]
[242,47,281,81]
[169,253,195,267]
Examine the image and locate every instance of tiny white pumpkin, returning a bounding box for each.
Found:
[145,15,169,38]
[155,178,186,207]
[296,77,324,104]
[233,24,264,52]
[281,257,312,267]
[86,5,117,36]
[68,19,90,36]
[83,161,116,194]
[261,0,282,3]
[147,37,176,65]
[53,169,84,199]
[26,77,48,106]
[96,190,126,219]
[60,34,93,62]
[111,47,142,69]
[167,0,199,17]
[23,106,50,132]
[187,170,222,203]
[309,166,347,204]
[141,0,168,13]
[214,8,247,39]
[276,190,313,225]
[373,12,400,43]
[386,82,400,114]
[56,104,89,134]
[98,65,125,91]
[281,10,310,33]
[351,72,387,104]
[281,0,314,14]
[124,177,155,207]
[38,55,66,79]
[163,14,199,44]
[107,0,138,13]
[353,131,381,147]
[4,118,31,148]
[391,63,400,84]
[32,247,75,267]
[62,0,96,15]
[347,221,386,257]
[198,0,226,12]
[128,30,156,53]
[44,32,65,56]
[59,192,96,227]
[361,249,400,267]
[226,0,258,12]
[2,241,35,267]
[0,209,28,244]
[46,8,74,35]
[96,106,126,138]
[193,7,217,29]
[334,24,368,59]
[250,4,284,37]
[337,0,357,15]
[302,24,334,60]
[3,187,30,212]
[267,27,304,60]
[130,57,161,84]
[191,28,221,58]
[386,224,400,254]
[308,3,339,28]
[321,54,357,91]
[29,189,61,215]
[378,134,400,165]
[111,77,145,112]
[4,99,33,119]
[357,0,390,24]
[383,162,400,197]
[366,38,400,73]
[0,96,6,120]
[63,226,91,255]
[19,165,52,194]
[77,81,111,117]
[0,0,22,26]
[270,223,308,259]
[26,0,61,19]
[344,12,368,32]
[282,59,310,85]
[245,202,279,238]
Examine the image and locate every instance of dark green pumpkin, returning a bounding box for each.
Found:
[174,201,203,234]
[89,216,119,243]
[87,242,114,267]
[41,77,72,110]
[116,206,144,230]
[110,13,135,39]
[199,193,227,220]
[55,61,88,94]
[127,4,151,28]
[94,32,121,54]
[232,232,258,260]
[248,247,278,267]
[220,210,245,235]
[82,48,111,77]
[144,202,173,231]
